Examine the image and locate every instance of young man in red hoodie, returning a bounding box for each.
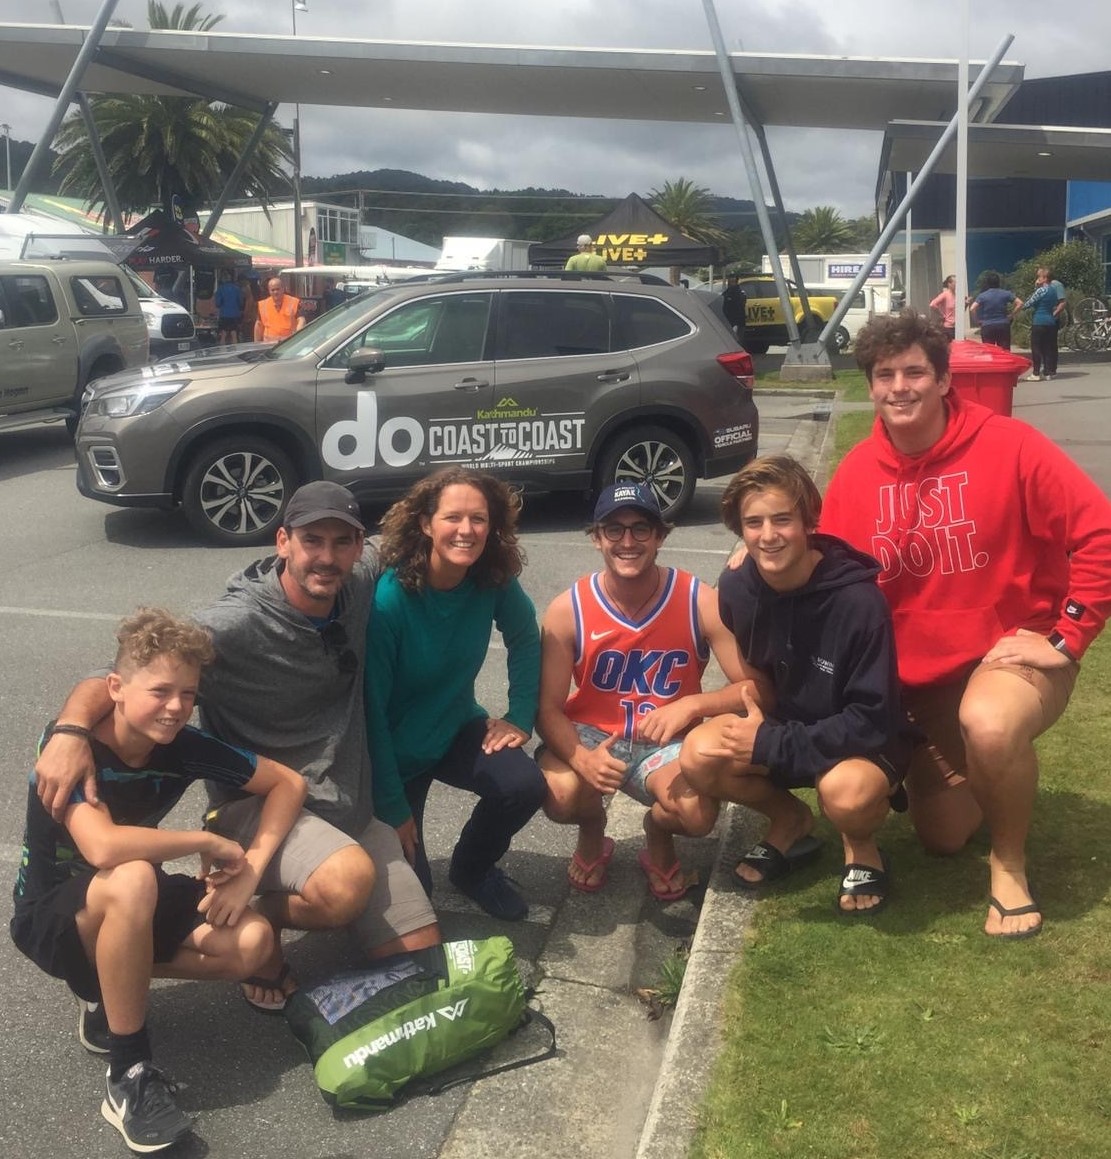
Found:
[821,311,1111,939]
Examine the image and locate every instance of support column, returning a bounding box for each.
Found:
[7,0,120,213]
[76,92,124,234]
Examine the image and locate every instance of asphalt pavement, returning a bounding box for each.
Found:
[1,351,1108,1158]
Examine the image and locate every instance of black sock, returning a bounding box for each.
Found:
[108,1027,152,1082]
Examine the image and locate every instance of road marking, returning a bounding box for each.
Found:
[0,606,120,622]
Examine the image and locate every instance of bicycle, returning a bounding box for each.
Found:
[1073,309,1111,353]
[1073,297,1108,325]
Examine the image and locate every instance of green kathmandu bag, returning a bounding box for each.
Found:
[284,937,555,1111]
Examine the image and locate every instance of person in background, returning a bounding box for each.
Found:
[721,272,748,347]
[930,274,957,340]
[238,277,258,344]
[565,234,607,272]
[213,269,244,346]
[254,277,304,343]
[365,469,547,922]
[1019,267,1061,381]
[969,272,1021,351]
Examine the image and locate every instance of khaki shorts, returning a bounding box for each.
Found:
[904,658,1077,792]
[207,797,436,953]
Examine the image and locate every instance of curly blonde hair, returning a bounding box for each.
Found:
[378,468,525,592]
[113,608,215,677]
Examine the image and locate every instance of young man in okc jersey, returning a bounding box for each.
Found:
[536,483,756,900]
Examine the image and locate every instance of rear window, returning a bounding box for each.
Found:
[613,294,692,348]
[494,291,611,359]
[0,274,58,327]
[71,275,127,316]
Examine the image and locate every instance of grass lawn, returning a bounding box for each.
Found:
[692,379,1111,1159]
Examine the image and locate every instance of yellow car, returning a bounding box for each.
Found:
[733,275,840,354]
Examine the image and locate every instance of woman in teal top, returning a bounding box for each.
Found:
[365,468,545,922]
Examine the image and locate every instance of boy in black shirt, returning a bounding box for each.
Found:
[11,609,306,1153]
[680,456,910,915]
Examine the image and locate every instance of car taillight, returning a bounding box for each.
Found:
[717,350,755,387]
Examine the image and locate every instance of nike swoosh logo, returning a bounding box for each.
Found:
[590,630,614,641]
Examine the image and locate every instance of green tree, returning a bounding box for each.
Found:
[649,178,729,282]
[52,2,291,222]
[790,205,855,253]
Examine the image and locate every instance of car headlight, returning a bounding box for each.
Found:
[87,380,189,418]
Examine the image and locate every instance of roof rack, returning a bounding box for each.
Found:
[401,269,673,286]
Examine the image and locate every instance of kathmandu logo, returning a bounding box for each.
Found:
[475,397,538,420]
[341,999,470,1068]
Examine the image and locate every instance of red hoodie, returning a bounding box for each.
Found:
[821,393,1111,688]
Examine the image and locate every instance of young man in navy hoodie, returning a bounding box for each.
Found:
[681,455,912,915]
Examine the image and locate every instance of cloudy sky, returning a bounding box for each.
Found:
[2,0,1110,217]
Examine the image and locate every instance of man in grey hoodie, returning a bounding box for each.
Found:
[34,482,439,1013]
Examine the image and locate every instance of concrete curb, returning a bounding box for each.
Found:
[634,804,762,1158]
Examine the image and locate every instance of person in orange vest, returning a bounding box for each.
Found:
[254,276,305,342]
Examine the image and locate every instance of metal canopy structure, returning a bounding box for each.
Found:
[0,16,1050,376]
[0,23,1024,129]
[883,120,1111,181]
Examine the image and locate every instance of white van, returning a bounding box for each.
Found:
[812,284,880,352]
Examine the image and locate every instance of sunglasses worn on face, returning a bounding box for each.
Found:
[600,520,655,542]
[320,620,357,674]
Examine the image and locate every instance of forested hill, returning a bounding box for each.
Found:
[301,168,789,249]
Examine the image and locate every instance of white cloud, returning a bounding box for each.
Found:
[2,1,1110,217]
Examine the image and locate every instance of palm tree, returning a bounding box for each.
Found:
[649,178,729,282]
[52,2,291,222]
[791,206,855,253]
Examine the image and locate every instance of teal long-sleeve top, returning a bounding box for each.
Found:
[365,568,540,827]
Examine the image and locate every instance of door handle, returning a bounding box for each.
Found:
[51,336,68,345]
[7,339,24,350]
[453,378,489,391]
[596,370,631,383]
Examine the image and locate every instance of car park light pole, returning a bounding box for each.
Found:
[291,0,308,267]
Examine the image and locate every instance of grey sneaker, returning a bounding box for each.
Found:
[77,999,110,1055]
[101,1062,192,1153]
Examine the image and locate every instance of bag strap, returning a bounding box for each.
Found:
[423,1007,558,1096]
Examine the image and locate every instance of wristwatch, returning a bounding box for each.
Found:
[1046,631,1076,661]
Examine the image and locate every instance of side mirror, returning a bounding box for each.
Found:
[345,347,386,384]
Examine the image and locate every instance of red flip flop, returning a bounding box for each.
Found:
[568,836,615,893]
[637,849,694,901]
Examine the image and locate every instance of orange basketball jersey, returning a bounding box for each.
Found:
[564,567,709,739]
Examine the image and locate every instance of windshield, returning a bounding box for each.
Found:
[123,266,158,299]
[264,286,392,360]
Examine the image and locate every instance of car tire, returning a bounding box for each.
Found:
[832,325,851,353]
[744,339,769,355]
[181,436,298,545]
[597,424,696,521]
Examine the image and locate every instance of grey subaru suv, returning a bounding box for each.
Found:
[75,272,758,544]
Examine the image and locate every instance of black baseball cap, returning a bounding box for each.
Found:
[592,482,662,524]
[283,481,365,531]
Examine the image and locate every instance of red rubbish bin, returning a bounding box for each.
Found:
[947,340,1031,417]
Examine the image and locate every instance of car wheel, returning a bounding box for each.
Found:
[181,437,298,545]
[744,339,769,355]
[597,424,696,521]
[832,325,851,353]
[68,358,122,436]
[798,313,825,343]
